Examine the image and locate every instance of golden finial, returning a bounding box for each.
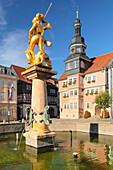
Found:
[76,6,79,18]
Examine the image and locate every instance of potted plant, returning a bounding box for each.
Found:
[84,110,91,119]
[92,80,95,83]
[90,92,93,95]
[68,82,72,85]
[85,93,89,96]
[94,92,98,94]
[63,96,66,98]
[87,81,91,83]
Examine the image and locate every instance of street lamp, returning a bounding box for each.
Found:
[8,88,10,123]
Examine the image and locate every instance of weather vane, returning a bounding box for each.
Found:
[25,3,53,68]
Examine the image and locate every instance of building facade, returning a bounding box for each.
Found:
[11,65,59,119]
[0,65,17,121]
[47,79,59,118]
[11,65,32,120]
[58,12,113,119]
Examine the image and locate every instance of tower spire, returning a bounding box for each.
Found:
[76,6,79,18]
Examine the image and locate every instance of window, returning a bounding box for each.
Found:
[62,81,67,86]
[1,80,5,86]
[66,63,69,70]
[73,61,76,68]
[91,89,94,94]
[1,109,5,116]
[63,93,66,97]
[67,104,69,109]
[73,115,75,117]
[50,89,56,94]
[8,109,12,116]
[95,88,98,93]
[64,104,66,109]
[76,60,79,67]
[86,103,90,108]
[73,77,77,84]
[70,103,73,109]
[0,68,4,74]
[69,79,72,84]
[88,77,91,81]
[93,75,96,81]
[23,94,26,100]
[67,93,69,97]
[7,70,11,75]
[70,91,73,96]
[76,48,81,53]
[1,92,5,100]
[74,102,77,108]
[68,63,71,70]
[86,90,89,94]
[74,90,77,95]
[8,81,11,87]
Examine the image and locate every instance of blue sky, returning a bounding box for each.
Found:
[0,0,113,78]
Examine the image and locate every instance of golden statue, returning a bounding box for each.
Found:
[25,4,52,68]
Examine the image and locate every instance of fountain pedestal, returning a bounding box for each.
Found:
[22,64,57,149]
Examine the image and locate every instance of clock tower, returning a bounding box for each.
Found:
[64,9,91,77]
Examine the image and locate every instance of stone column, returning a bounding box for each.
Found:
[22,64,57,133]
[32,78,48,131]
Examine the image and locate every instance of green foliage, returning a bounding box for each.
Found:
[95,91,110,114]
[84,110,91,119]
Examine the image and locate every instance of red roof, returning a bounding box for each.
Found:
[85,52,113,74]
[58,71,66,81]
[12,65,58,85]
[11,65,32,84]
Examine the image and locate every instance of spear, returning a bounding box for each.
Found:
[44,3,52,18]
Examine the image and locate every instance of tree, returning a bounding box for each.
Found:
[95,91,110,118]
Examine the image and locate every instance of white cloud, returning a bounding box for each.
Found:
[0,2,7,26]
[0,0,15,27]
[0,29,28,67]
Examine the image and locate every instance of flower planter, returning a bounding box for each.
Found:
[63,96,66,98]
[87,81,91,83]
[92,80,95,83]
[62,85,67,88]
[94,92,98,94]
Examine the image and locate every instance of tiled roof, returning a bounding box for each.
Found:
[12,65,58,85]
[11,65,32,84]
[85,52,113,74]
[58,71,66,81]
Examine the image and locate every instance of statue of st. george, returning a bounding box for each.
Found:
[25,13,52,68]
